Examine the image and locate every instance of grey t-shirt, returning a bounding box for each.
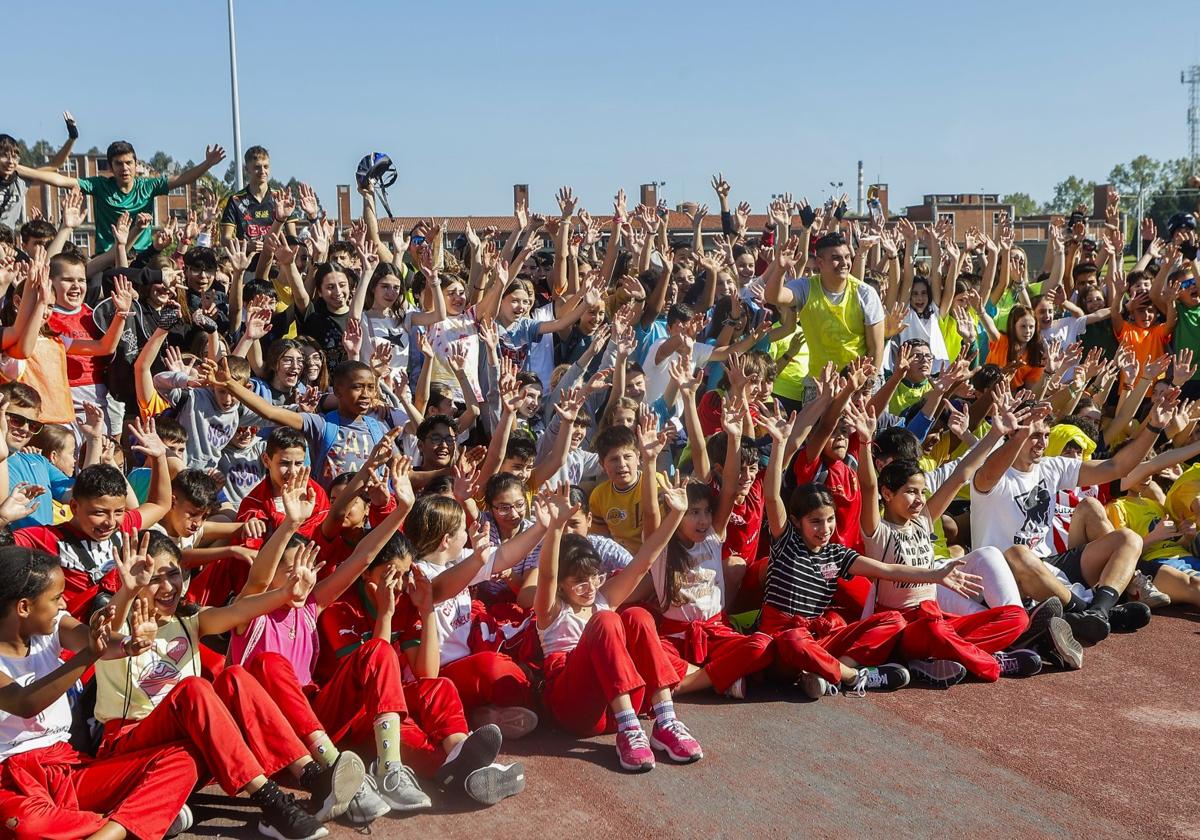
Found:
[0,175,26,230]
[153,371,262,472]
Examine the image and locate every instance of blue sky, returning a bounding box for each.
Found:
[6,1,1198,217]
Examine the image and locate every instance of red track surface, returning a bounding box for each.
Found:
[181,607,1200,839]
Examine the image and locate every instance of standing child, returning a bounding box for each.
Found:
[535,480,703,771]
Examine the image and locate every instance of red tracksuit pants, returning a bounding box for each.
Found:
[99,669,308,794]
[0,740,197,840]
[897,600,1029,682]
[656,614,775,693]
[542,607,680,737]
[245,641,470,779]
[760,604,906,684]
[439,650,533,713]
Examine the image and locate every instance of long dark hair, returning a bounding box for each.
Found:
[660,482,714,610]
[0,547,59,616]
[557,533,603,593]
[1006,304,1046,368]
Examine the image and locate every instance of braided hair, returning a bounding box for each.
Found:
[0,547,60,616]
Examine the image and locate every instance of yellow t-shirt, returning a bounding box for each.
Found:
[589,471,667,553]
[1107,495,1187,562]
[769,329,809,402]
[888,379,932,415]
[1166,463,1200,526]
[95,614,202,723]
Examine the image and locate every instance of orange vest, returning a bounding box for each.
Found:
[19,336,76,424]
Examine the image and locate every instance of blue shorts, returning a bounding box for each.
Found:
[1139,555,1200,576]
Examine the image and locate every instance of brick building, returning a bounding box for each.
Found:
[20,152,199,255]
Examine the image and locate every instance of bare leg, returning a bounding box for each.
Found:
[674,664,711,695]
[85,825,127,840]
[1066,497,1114,549]
[1152,567,1200,606]
[1077,528,1141,591]
[1003,545,1072,602]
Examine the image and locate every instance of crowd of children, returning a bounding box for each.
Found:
[1,131,1199,839]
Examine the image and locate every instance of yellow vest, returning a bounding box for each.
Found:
[796,275,867,373]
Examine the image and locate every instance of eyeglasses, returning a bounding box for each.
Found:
[424,433,454,446]
[567,575,605,595]
[6,413,43,434]
[910,353,934,362]
[492,501,527,515]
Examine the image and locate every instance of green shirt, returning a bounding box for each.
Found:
[1175,302,1200,380]
[77,175,170,252]
[888,378,933,415]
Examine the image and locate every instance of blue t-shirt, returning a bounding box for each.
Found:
[6,452,73,528]
[299,412,379,487]
[635,319,668,366]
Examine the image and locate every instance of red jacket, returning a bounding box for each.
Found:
[236,477,330,549]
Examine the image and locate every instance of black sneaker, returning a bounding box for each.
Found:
[908,658,968,688]
[464,762,526,805]
[435,723,503,790]
[1108,601,1152,633]
[846,663,911,695]
[1039,617,1084,670]
[251,781,328,840]
[302,752,364,823]
[993,648,1042,677]
[1062,608,1110,645]
[1011,596,1063,649]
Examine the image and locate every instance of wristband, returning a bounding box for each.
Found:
[66,119,79,140]
[1147,423,1166,436]
[196,232,212,248]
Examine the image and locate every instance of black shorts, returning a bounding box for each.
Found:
[1044,545,1086,586]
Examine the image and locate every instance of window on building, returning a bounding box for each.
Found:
[169,208,188,223]
[169,184,186,196]
[937,212,956,237]
[97,159,110,172]
[993,211,1005,228]
[70,231,90,255]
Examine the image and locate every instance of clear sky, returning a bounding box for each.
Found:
[6,1,1199,217]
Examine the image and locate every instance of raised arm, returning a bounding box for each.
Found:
[600,478,688,609]
[166,145,226,191]
[212,357,305,430]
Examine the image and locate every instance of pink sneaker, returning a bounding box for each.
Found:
[615,727,655,772]
[650,719,703,763]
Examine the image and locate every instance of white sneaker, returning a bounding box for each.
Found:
[723,677,746,699]
[797,672,831,699]
[345,774,390,825]
[1126,571,1171,609]
[372,760,432,812]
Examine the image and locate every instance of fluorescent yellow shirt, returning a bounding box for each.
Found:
[1107,496,1187,562]
[769,329,808,402]
[797,275,868,375]
[95,614,202,723]
[1166,463,1200,526]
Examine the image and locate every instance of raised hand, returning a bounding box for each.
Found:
[404,565,434,616]
[110,274,134,313]
[660,473,690,512]
[1174,348,1197,387]
[61,187,85,228]
[286,541,323,604]
[128,417,167,460]
[636,411,669,462]
[296,183,320,219]
[390,454,415,509]
[204,144,227,168]
[556,186,578,219]
[711,172,731,199]
[0,483,45,525]
[115,530,154,593]
[341,317,363,358]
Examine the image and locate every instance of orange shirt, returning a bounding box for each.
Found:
[1117,322,1172,366]
[985,335,1044,388]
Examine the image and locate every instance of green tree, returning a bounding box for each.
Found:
[1001,192,1039,217]
[27,139,56,167]
[222,160,237,186]
[147,151,175,175]
[1042,176,1096,215]
[1108,155,1162,199]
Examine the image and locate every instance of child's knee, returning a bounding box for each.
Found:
[619,607,655,633]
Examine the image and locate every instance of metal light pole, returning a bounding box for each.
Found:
[227,0,244,190]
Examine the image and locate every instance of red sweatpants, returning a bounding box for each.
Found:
[657,614,775,693]
[439,650,533,713]
[760,604,906,684]
[245,642,469,778]
[897,600,1029,682]
[0,740,197,840]
[100,670,307,794]
[542,607,681,737]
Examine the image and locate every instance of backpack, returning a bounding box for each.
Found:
[314,410,389,478]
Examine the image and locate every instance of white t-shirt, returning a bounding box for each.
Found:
[970,456,1082,558]
[417,548,496,666]
[360,310,413,379]
[650,532,726,623]
[0,612,74,759]
[425,307,481,402]
[783,275,885,325]
[864,513,937,610]
[525,303,556,390]
[642,338,715,407]
[1041,315,1087,349]
[538,594,611,656]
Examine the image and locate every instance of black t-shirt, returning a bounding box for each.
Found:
[300,300,351,366]
[221,187,277,242]
[765,523,858,618]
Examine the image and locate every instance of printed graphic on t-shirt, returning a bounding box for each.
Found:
[136,635,191,705]
[1013,480,1053,551]
[323,424,374,483]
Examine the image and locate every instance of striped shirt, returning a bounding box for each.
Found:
[765,523,858,618]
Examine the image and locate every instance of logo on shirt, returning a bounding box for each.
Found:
[819,562,840,581]
[1013,481,1053,549]
[136,636,190,704]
